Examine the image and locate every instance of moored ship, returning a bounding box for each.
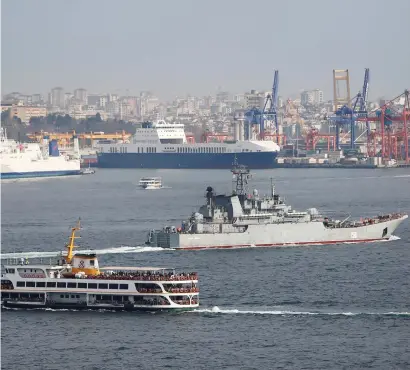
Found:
[0,128,81,179]
[96,120,280,169]
[1,220,199,311]
[146,160,408,250]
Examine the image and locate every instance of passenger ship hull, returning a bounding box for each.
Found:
[97,151,279,169]
[2,299,198,311]
[1,170,81,180]
[148,215,408,250]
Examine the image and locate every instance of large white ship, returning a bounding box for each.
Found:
[97,120,281,169]
[0,128,81,179]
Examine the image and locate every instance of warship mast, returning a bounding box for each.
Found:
[231,156,251,201]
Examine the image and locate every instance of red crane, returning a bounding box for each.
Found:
[357,90,410,162]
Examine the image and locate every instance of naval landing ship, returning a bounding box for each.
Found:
[146,161,408,250]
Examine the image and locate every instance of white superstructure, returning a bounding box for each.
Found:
[139,177,162,189]
[97,120,281,155]
[0,128,81,179]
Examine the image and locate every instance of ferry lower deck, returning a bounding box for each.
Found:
[1,291,198,311]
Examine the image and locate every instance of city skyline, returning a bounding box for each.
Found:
[2,0,409,101]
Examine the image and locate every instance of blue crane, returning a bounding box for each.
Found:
[329,68,370,149]
[244,70,279,141]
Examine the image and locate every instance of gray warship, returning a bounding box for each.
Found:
[146,160,408,250]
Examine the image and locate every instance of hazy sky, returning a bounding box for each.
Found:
[1,0,409,101]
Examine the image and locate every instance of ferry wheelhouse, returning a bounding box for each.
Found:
[138,177,162,190]
[1,220,199,311]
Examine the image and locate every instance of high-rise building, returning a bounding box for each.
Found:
[50,87,64,108]
[245,90,267,109]
[301,89,324,105]
[74,88,87,104]
[312,89,324,104]
[31,94,43,105]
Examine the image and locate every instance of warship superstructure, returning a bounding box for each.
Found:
[146,160,408,250]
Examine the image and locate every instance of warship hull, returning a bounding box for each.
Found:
[148,215,407,250]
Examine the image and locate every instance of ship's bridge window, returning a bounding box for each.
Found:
[6,268,15,274]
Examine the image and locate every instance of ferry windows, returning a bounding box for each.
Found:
[60,295,64,298]
[99,283,108,289]
[67,282,77,288]
[119,284,128,290]
[88,283,97,289]
[17,281,25,287]
[90,260,95,266]
[78,283,87,289]
[7,268,15,274]
[36,282,46,288]
[109,284,119,290]
[57,282,66,288]
[47,282,56,287]
[26,281,35,287]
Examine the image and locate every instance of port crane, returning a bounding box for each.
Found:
[328,68,370,150]
[244,70,280,143]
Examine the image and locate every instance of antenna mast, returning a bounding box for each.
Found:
[231,156,251,196]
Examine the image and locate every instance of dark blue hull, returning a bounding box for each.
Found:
[1,170,81,180]
[97,152,279,169]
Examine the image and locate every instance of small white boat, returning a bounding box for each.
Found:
[80,164,96,175]
[139,177,162,190]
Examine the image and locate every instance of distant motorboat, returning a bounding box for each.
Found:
[139,177,162,190]
[80,163,96,175]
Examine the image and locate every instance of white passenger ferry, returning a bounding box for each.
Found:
[138,177,162,190]
[0,220,199,311]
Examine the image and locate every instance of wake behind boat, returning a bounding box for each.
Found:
[1,220,199,311]
[146,159,408,250]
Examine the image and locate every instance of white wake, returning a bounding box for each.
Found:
[1,245,167,259]
[194,306,410,316]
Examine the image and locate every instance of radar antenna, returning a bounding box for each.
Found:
[231,155,251,196]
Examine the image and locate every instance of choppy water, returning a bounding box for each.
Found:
[1,168,410,370]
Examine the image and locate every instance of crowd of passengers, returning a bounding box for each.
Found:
[86,271,198,281]
[139,286,199,293]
